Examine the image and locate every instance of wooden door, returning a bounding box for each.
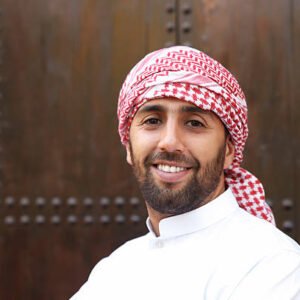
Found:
[176,0,300,240]
[0,1,299,299]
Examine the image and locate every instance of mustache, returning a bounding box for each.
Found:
[144,151,200,168]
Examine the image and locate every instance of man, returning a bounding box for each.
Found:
[71,46,300,299]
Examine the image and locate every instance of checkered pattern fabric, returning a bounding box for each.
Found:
[117,46,275,224]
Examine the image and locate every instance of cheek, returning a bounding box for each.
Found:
[129,132,157,163]
[131,128,159,149]
[186,135,224,162]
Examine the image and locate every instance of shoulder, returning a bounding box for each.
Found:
[214,209,300,298]
[89,233,151,276]
[226,212,300,299]
[224,207,300,257]
[110,232,151,256]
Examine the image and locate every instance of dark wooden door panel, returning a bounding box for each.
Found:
[177,0,300,240]
[0,0,178,299]
[292,0,300,240]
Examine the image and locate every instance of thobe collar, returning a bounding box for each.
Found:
[146,188,239,239]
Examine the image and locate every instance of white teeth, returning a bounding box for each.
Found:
[157,164,187,173]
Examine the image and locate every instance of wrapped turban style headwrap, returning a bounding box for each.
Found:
[117,46,275,225]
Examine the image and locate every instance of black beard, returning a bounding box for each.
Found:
[129,144,226,216]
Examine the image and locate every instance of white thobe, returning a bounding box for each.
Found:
[71,189,300,300]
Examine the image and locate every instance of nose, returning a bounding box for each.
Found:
[157,121,184,153]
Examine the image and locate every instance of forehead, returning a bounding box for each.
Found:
[134,97,217,120]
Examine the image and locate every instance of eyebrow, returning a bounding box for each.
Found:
[137,104,210,115]
[137,104,164,113]
[181,106,210,114]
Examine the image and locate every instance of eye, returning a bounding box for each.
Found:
[143,118,161,125]
[186,120,204,128]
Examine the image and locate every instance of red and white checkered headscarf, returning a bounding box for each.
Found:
[117,46,275,224]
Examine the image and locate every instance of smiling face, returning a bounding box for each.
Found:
[126,98,234,216]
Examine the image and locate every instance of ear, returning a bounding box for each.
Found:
[125,144,133,165]
[223,138,235,169]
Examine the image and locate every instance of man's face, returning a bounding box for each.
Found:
[126,98,234,215]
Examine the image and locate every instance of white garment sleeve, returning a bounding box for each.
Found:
[229,250,300,300]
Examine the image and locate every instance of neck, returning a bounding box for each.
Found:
[146,180,226,237]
